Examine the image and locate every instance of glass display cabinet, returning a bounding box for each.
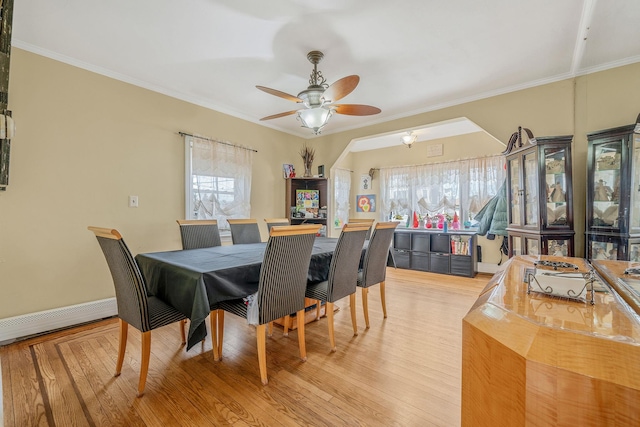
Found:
[586,114,640,261]
[504,127,575,257]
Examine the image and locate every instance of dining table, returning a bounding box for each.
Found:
[135,237,340,350]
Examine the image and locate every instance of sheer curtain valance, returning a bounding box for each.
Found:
[379,155,505,223]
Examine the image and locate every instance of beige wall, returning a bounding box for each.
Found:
[0,49,304,318]
[1,47,639,319]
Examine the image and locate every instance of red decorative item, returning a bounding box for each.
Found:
[413,211,419,228]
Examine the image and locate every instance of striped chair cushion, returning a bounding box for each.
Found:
[359,226,396,288]
[324,228,368,302]
[180,224,222,249]
[148,296,188,330]
[230,222,262,244]
[306,280,329,301]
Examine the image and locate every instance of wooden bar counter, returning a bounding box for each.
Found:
[462,255,640,426]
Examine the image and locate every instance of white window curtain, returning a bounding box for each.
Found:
[185,135,254,230]
[333,168,351,229]
[379,155,505,223]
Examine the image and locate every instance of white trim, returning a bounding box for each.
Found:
[478,262,500,275]
[0,298,117,345]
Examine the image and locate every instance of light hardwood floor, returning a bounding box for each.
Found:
[2,268,489,427]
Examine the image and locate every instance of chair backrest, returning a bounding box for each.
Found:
[326,226,369,302]
[176,219,222,249]
[227,218,262,244]
[360,222,399,287]
[88,226,151,332]
[348,218,375,239]
[264,217,290,232]
[256,224,320,324]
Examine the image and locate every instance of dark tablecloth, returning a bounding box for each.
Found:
[135,237,338,349]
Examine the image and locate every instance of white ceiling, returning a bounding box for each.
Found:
[12,0,640,139]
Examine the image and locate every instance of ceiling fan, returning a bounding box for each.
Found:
[257,50,381,135]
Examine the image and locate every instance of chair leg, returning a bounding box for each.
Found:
[380,280,387,318]
[283,315,290,337]
[327,302,336,352]
[268,321,274,337]
[137,331,151,397]
[115,319,128,377]
[180,319,186,345]
[296,309,307,361]
[256,324,268,385]
[315,299,322,320]
[350,293,358,336]
[362,287,370,329]
[210,310,220,361]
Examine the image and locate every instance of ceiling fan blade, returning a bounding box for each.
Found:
[256,85,302,103]
[333,104,381,116]
[322,75,360,103]
[259,110,299,121]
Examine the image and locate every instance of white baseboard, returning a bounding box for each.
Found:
[0,298,117,345]
[478,262,500,275]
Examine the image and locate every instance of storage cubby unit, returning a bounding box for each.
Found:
[285,177,328,235]
[391,229,477,277]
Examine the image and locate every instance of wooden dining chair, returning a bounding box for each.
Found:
[305,225,369,351]
[227,218,262,244]
[264,217,289,232]
[176,219,222,249]
[346,220,396,267]
[212,224,321,385]
[348,218,375,239]
[88,226,187,397]
[357,221,399,328]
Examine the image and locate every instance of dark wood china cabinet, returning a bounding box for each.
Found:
[586,114,640,261]
[504,127,575,257]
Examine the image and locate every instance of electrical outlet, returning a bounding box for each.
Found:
[128,195,139,208]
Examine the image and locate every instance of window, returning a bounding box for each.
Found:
[184,135,254,233]
[333,168,351,229]
[379,155,505,225]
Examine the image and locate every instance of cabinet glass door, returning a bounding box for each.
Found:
[509,158,521,226]
[526,238,539,255]
[545,147,568,228]
[592,140,622,230]
[511,235,523,256]
[591,240,619,260]
[630,133,640,233]
[523,152,538,226]
[548,239,570,257]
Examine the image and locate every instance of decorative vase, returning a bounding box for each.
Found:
[300,144,315,177]
[304,164,312,177]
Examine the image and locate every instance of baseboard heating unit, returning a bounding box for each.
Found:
[0,298,117,345]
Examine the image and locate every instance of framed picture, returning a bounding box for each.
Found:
[296,189,320,216]
[360,174,371,190]
[283,163,294,178]
[356,194,376,212]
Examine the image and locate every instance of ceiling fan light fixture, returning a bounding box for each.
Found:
[297,106,334,135]
[402,132,417,148]
[257,51,380,134]
[298,86,325,109]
